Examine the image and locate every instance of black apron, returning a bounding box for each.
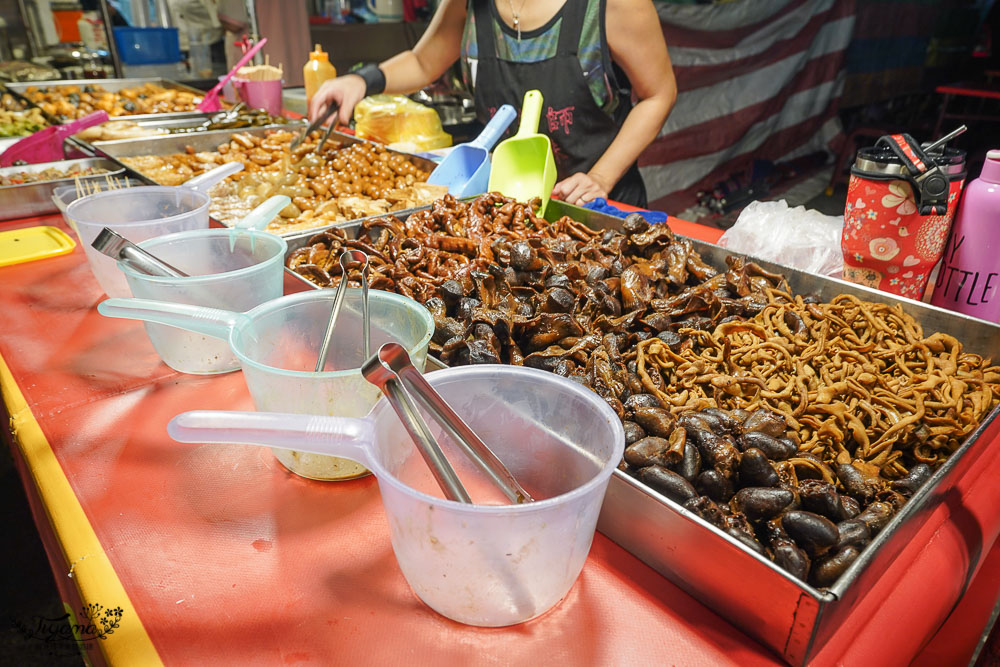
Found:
[470,0,647,207]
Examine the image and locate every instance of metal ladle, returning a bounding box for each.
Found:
[314,249,370,372]
[360,342,535,505]
[92,228,189,277]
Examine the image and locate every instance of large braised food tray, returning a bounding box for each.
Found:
[3,78,217,124]
[85,127,445,237]
[281,195,1000,664]
[0,157,125,221]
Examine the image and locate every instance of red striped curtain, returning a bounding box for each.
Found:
[642,0,857,212]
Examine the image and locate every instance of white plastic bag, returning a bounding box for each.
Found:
[718,199,844,278]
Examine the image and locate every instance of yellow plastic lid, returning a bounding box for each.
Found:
[309,44,330,62]
[0,225,76,267]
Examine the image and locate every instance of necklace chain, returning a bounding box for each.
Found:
[505,0,528,42]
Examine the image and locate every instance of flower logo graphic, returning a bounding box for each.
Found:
[869,237,900,261]
[882,181,917,215]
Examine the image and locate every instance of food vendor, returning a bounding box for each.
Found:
[308,0,676,207]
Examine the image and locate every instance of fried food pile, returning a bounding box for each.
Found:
[21,82,205,121]
[120,130,443,235]
[288,193,1000,588]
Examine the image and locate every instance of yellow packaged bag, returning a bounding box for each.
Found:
[354,94,452,152]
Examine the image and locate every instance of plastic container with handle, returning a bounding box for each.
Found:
[97,289,434,481]
[166,364,625,627]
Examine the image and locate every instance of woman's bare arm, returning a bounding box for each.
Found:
[552,0,676,204]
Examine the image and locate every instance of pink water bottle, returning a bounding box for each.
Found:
[930,150,1000,320]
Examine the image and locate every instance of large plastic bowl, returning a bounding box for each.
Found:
[119,228,288,374]
[168,365,626,626]
[67,186,210,297]
[98,289,435,480]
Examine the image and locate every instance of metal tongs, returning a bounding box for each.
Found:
[361,342,535,505]
[315,249,370,372]
[92,228,189,277]
[291,102,340,153]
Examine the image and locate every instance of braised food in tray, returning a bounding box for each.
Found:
[74,106,290,142]
[0,163,109,186]
[1,92,27,111]
[0,108,47,137]
[287,193,1000,589]
[21,82,206,121]
[120,129,444,235]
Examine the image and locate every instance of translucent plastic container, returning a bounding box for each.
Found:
[52,179,147,236]
[119,229,287,374]
[167,365,626,626]
[67,186,211,297]
[97,289,434,480]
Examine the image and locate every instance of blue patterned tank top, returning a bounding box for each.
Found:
[460,0,611,110]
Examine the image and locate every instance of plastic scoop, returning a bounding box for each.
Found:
[182,161,245,193]
[92,227,189,277]
[0,111,109,167]
[427,104,516,197]
[198,37,268,112]
[164,364,626,627]
[228,194,290,251]
[488,90,557,216]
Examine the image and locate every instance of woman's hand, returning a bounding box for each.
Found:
[308,75,368,127]
[552,172,610,206]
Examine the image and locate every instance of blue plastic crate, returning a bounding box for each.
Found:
[112,27,181,65]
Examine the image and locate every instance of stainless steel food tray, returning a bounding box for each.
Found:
[79,126,438,240]
[0,157,125,220]
[4,78,215,125]
[281,197,1000,664]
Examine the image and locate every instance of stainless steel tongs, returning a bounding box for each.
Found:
[291,102,340,152]
[92,228,189,277]
[361,342,535,505]
[315,249,370,372]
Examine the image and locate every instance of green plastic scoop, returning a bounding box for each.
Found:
[488,89,557,217]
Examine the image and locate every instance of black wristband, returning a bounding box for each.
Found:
[354,63,386,96]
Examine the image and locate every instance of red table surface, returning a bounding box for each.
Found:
[3,210,1000,666]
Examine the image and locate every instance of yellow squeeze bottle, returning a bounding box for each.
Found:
[304,44,337,106]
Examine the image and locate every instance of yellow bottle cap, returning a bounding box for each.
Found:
[309,44,329,62]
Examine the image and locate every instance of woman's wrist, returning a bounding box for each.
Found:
[353,63,386,96]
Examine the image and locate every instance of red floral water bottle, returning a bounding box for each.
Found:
[841,133,965,300]
[930,150,1000,320]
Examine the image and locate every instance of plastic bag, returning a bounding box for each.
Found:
[354,94,452,151]
[718,199,844,278]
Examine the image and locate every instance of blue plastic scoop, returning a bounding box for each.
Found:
[426,104,517,197]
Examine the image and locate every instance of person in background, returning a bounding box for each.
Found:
[308,0,676,207]
[167,0,223,70]
[217,0,309,86]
